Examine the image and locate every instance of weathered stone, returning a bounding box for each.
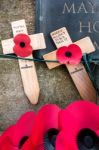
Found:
[0,0,80,131]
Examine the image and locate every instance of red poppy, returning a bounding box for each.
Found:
[1,101,99,150]
[57,101,99,150]
[13,34,32,57]
[21,104,60,150]
[0,111,36,150]
[0,125,16,150]
[56,44,82,65]
[21,102,99,150]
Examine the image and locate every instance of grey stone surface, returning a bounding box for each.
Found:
[0,0,81,131]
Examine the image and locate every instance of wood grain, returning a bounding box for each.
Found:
[11,20,40,104]
[44,27,96,102]
[1,20,46,104]
[1,20,40,104]
[2,34,46,54]
[66,63,96,102]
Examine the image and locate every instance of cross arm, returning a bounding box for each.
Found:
[43,27,96,102]
[2,33,46,55]
[43,37,95,69]
[1,19,45,104]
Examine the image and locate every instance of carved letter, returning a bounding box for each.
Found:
[88,2,95,13]
[77,2,88,13]
[93,21,99,33]
[62,3,76,14]
[80,22,92,33]
[94,41,99,49]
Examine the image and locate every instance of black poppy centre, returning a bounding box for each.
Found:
[65,51,72,58]
[20,42,26,48]
[77,129,99,150]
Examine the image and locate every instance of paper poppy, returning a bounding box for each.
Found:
[1,101,99,150]
[0,125,16,150]
[56,44,82,65]
[13,34,32,57]
[0,111,36,150]
[21,104,60,150]
[58,101,99,150]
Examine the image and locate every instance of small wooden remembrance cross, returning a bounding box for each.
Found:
[43,27,96,102]
[1,20,46,104]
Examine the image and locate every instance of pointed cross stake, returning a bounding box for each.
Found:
[1,20,46,104]
[43,27,96,102]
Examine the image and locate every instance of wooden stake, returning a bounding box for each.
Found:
[1,20,46,104]
[43,27,96,102]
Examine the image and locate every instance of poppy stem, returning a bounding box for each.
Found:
[0,54,59,63]
[0,54,99,63]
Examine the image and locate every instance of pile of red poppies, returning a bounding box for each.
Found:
[0,101,99,150]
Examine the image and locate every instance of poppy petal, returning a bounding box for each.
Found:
[58,101,99,150]
[56,130,78,150]
[56,46,69,64]
[0,139,18,150]
[59,101,99,130]
[56,131,66,150]
[30,104,60,149]
[0,125,16,149]
[56,44,82,65]
[10,112,35,148]
[13,45,32,57]
[0,112,35,150]
[68,44,82,64]
[14,34,30,45]
[68,44,82,58]
[69,58,81,65]
[21,139,33,150]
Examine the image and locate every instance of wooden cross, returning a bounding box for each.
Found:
[43,27,96,103]
[1,20,46,105]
